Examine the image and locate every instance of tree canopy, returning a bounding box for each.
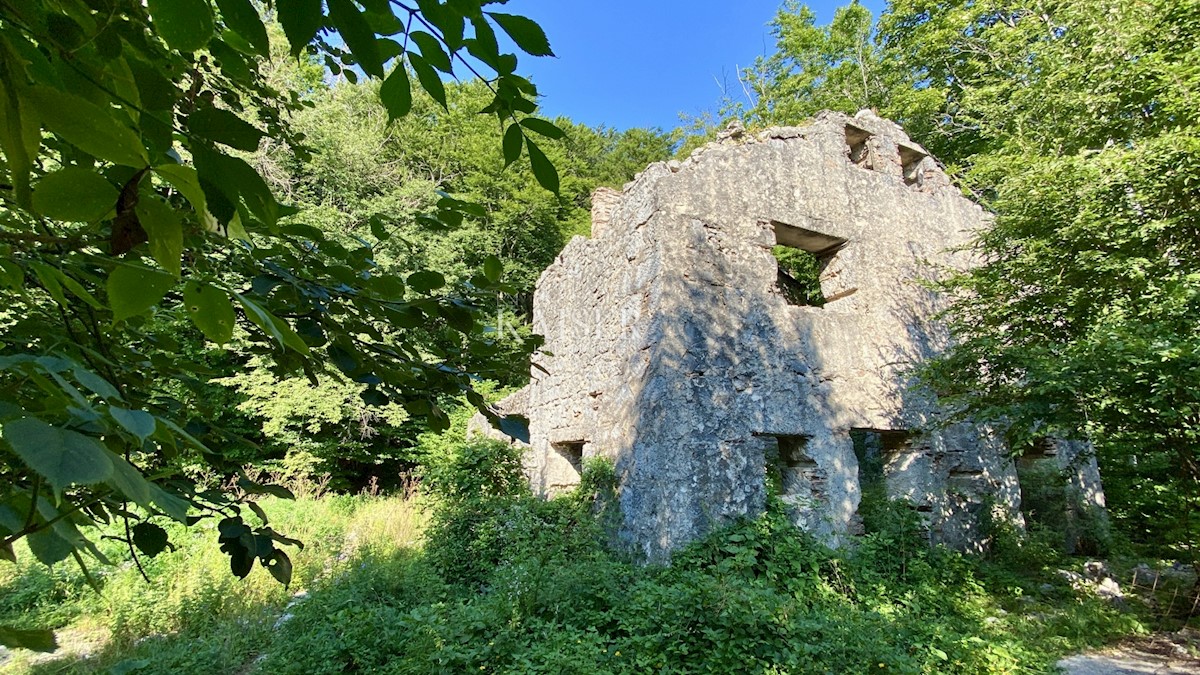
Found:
[0,0,583,649]
[734,0,1200,556]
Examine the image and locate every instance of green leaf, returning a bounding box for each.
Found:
[235,294,311,356]
[32,168,117,222]
[148,0,215,52]
[189,106,265,152]
[0,260,23,290]
[237,476,296,500]
[191,145,278,227]
[131,522,170,557]
[28,263,68,307]
[467,15,500,66]
[367,274,405,299]
[407,270,445,293]
[526,138,559,193]
[487,12,554,57]
[129,55,179,111]
[109,659,151,675]
[328,0,384,79]
[0,626,58,653]
[410,31,452,72]
[416,0,462,49]
[107,453,154,509]
[110,407,156,442]
[107,265,175,322]
[368,215,390,241]
[520,117,566,140]
[483,255,503,282]
[247,501,270,525]
[135,198,183,278]
[502,124,523,168]
[55,272,104,310]
[27,525,74,565]
[214,0,269,55]
[264,549,293,585]
[361,388,388,406]
[25,87,148,168]
[73,367,120,400]
[154,164,208,215]
[2,418,114,492]
[148,484,190,522]
[183,281,236,344]
[223,537,254,578]
[31,263,103,307]
[407,52,446,110]
[380,65,412,122]
[277,0,324,56]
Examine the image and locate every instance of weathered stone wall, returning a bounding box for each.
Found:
[473,110,1092,561]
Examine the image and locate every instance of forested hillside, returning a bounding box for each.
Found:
[205,53,675,492]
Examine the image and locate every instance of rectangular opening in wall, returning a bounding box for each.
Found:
[851,429,912,486]
[1026,437,1056,458]
[1018,437,1058,468]
[552,440,585,476]
[769,220,849,308]
[853,428,930,534]
[1015,438,1073,543]
[899,144,928,186]
[845,125,873,167]
[880,430,912,453]
[760,434,819,498]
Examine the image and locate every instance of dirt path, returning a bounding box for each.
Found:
[1058,636,1200,674]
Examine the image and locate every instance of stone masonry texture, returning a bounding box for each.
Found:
[471,110,1105,562]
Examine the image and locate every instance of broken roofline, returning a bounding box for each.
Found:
[470,110,1105,561]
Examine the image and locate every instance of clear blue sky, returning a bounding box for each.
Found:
[508,0,886,131]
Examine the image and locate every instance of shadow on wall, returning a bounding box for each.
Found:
[504,112,1060,562]
[612,238,847,559]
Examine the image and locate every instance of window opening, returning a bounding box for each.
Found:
[899,144,928,187]
[852,429,927,532]
[769,220,849,307]
[1025,437,1057,458]
[773,247,825,306]
[845,125,873,167]
[762,434,820,497]
[852,429,912,487]
[552,440,585,476]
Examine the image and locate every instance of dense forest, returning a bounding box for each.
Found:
[0,0,1197,672]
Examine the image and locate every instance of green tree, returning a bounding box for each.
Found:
[885,0,1200,556]
[0,0,559,650]
[736,0,1200,555]
[734,0,888,125]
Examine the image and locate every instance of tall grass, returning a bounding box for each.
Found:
[0,493,426,674]
[0,445,1160,674]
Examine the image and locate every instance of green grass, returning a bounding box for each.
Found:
[0,454,1160,674]
[0,494,426,674]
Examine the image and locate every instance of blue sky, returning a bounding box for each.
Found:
[508,0,886,131]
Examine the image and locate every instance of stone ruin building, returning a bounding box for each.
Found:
[472,110,1105,562]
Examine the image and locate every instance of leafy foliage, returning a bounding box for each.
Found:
[249,444,1137,675]
[0,0,564,646]
[881,0,1200,558]
[196,70,672,487]
[729,0,1200,558]
[0,442,1150,672]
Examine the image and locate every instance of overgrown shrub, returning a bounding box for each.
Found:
[3,442,1147,673]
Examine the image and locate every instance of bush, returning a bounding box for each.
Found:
[4,442,1148,674]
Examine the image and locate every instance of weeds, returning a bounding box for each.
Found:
[0,442,1159,674]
